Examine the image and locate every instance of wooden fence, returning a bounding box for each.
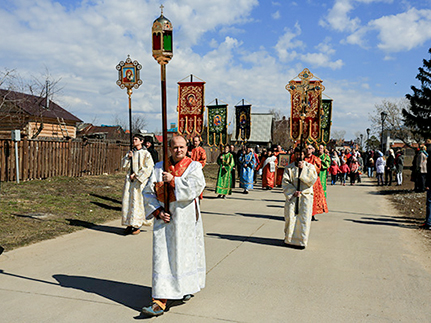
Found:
[0,139,130,182]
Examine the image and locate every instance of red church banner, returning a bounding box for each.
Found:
[177,81,205,138]
[288,80,323,142]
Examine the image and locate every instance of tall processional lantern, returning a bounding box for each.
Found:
[152,5,173,213]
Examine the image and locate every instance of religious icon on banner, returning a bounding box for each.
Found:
[286,68,325,142]
[235,103,251,142]
[177,79,205,138]
[207,102,228,147]
[116,56,142,90]
[320,98,333,144]
[277,154,290,168]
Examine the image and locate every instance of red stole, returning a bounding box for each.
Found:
[155,157,193,203]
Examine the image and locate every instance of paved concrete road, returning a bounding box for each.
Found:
[1,177,430,322]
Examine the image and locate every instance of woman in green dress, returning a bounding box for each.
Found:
[216,145,235,198]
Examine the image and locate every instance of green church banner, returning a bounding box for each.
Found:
[207,103,228,147]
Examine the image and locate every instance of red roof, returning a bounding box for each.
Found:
[0,89,82,123]
[155,135,163,143]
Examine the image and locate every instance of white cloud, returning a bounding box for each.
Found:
[371,8,431,52]
[274,24,304,62]
[319,0,361,32]
[272,10,281,20]
[321,1,431,53]
[300,53,344,70]
[299,38,344,70]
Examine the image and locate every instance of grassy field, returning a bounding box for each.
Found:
[0,164,220,252]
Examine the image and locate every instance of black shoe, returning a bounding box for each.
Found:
[243,190,249,194]
[311,216,318,221]
[183,294,194,301]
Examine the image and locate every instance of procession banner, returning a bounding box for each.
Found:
[320,98,333,144]
[207,103,228,147]
[289,80,323,142]
[177,81,205,138]
[235,104,251,141]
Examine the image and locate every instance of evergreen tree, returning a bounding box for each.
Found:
[403,48,431,139]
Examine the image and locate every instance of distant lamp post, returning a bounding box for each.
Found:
[152,5,173,213]
[380,111,387,153]
[360,134,363,150]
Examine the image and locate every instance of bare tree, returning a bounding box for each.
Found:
[369,99,421,148]
[269,108,282,121]
[269,108,294,149]
[112,113,147,133]
[331,130,346,147]
[0,68,63,132]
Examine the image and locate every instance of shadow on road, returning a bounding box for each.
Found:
[201,211,233,217]
[0,269,150,313]
[367,188,414,196]
[266,204,284,209]
[330,209,386,217]
[206,233,285,247]
[262,199,284,203]
[236,212,284,221]
[66,219,128,235]
[53,274,151,311]
[344,215,422,229]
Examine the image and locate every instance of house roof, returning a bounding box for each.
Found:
[232,113,274,143]
[0,89,82,123]
[78,124,127,140]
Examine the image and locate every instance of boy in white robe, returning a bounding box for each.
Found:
[121,134,154,235]
[282,147,318,249]
[141,136,206,317]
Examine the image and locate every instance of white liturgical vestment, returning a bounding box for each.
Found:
[144,159,206,299]
[121,149,154,227]
[282,161,318,247]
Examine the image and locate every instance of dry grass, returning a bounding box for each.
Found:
[375,169,431,241]
[0,174,125,251]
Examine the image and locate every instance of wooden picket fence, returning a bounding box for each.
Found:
[0,139,130,182]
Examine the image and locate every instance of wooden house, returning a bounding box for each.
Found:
[77,124,128,141]
[0,89,82,139]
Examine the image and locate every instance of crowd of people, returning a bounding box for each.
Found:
[120,133,430,317]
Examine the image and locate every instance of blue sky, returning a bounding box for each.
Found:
[1,0,431,140]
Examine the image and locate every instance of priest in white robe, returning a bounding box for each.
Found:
[141,135,206,317]
[121,134,154,235]
[282,147,318,249]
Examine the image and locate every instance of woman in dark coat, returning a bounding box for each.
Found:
[385,149,395,186]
